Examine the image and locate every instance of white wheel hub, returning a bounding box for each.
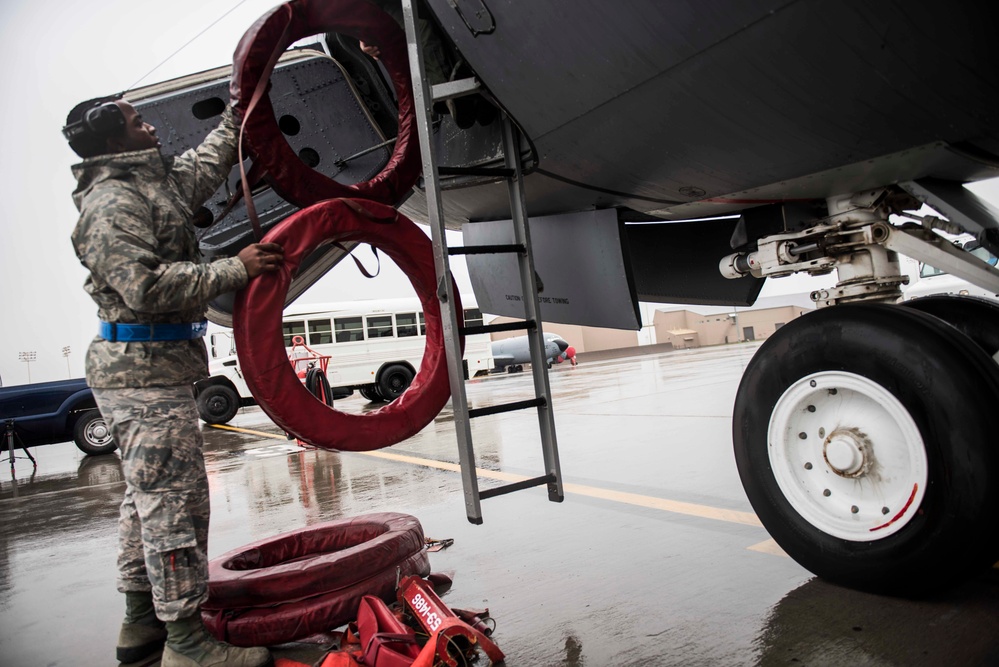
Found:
[824,428,869,476]
[768,371,928,541]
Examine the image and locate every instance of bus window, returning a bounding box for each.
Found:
[367,314,394,338]
[418,312,427,336]
[283,320,305,347]
[397,312,419,337]
[308,319,333,345]
[335,316,364,343]
[463,308,483,328]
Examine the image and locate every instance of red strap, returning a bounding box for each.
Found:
[216,160,269,223]
[237,3,292,240]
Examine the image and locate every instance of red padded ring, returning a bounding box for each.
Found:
[233,198,463,450]
[231,0,420,206]
[206,513,426,608]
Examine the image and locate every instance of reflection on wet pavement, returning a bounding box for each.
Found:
[1,344,997,666]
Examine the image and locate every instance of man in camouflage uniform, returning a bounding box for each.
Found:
[67,96,283,667]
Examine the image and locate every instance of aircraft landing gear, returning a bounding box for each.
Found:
[734,303,999,594]
[902,294,999,359]
[724,188,999,594]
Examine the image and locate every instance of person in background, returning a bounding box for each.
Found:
[65,94,283,667]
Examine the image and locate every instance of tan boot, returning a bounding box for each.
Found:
[161,614,272,667]
[117,591,167,663]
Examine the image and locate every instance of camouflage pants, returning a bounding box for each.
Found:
[93,386,209,622]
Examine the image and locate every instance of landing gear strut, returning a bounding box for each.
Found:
[724,189,999,594]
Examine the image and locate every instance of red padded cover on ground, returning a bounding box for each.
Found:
[203,551,430,646]
[207,513,426,608]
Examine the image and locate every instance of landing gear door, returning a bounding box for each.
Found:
[463,209,641,330]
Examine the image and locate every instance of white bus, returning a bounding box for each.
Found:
[195,297,494,424]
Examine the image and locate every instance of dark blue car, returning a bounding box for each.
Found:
[0,378,116,455]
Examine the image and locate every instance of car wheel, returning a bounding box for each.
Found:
[197,384,240,425]
[73,409,117,456]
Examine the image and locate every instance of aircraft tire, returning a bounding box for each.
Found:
[231,0,420,207]
[902,294,999,358]
[733,303,999,595]
[233,198,464,451]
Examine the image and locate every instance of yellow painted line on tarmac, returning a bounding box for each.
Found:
[354,449,764,529]
[210,423,287,440]
[213,424,763,531]
[747,538,790,557]
[562,481,763,527]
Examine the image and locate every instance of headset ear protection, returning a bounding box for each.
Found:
[62,102,126,142]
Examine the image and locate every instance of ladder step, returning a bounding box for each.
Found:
[431,77,481,102]
[438,166,516,178]
[479,474,556,501]
[469,397,545,419]
[459,320,536,337]
[448,244,525,256]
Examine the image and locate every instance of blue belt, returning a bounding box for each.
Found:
[99,321,208,342]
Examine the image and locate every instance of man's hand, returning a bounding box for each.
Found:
[360,41,381,60]
[238,242,284,278]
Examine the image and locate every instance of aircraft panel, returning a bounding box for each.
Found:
[423,0,999,222]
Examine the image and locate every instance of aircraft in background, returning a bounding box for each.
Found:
[491,333,576,374]
[112,0,999,596]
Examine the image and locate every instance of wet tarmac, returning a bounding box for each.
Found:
[1,342,997,666]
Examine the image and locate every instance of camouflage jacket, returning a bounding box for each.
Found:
[71,108,247,389]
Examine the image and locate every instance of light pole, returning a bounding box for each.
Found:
[19,351,36,383]
[63,346,72,378]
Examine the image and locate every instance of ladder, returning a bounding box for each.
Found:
[400,0,564,524]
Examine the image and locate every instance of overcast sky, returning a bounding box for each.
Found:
[0,0,462,387]
[1,0,997,386]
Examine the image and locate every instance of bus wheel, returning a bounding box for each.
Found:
[359,386,384,403]
[378,365,414,402]
[197,385,240,425]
